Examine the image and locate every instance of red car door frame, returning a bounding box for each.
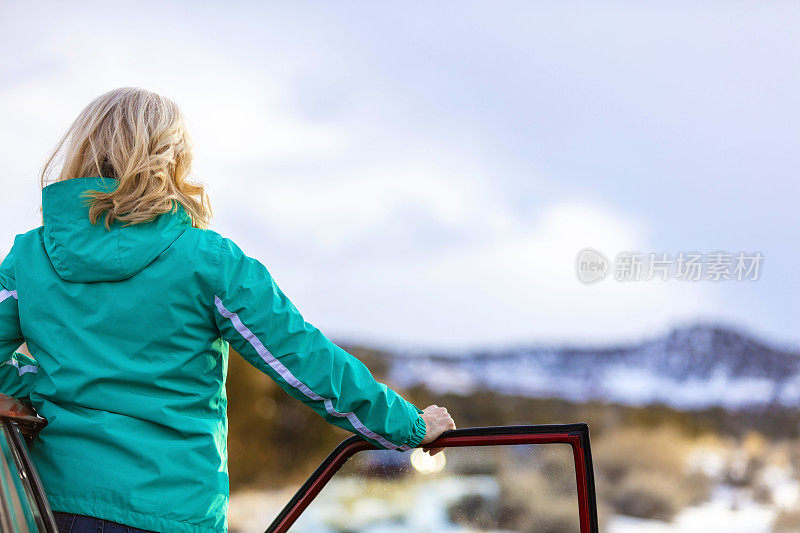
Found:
[266,423,599,533]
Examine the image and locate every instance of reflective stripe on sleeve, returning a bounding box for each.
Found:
[0,290,17,303]
[214,295,410,451]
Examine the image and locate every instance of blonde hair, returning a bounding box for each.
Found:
[41,87,212,229]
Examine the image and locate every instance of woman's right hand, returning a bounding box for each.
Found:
[419,404,456,456]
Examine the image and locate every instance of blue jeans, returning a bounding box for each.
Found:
[53,512,155,533]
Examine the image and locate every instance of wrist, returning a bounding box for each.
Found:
[404,412,427,449]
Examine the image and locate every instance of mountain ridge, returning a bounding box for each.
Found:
[384,324,800,410]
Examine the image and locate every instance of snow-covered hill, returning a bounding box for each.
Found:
[387,325,800,409]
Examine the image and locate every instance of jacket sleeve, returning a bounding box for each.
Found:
[212,236,426,451]
[0,247,39,399]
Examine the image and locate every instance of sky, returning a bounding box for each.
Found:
[1,1,798,350]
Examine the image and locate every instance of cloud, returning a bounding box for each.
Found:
[0,1,793,349]
[258,187,720,349]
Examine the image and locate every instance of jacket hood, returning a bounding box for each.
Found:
[43,176,191,282]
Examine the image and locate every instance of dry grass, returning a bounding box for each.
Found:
[773,509,800,533]
[593,425,711,521]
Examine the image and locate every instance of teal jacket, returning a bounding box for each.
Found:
[0,177,427,532]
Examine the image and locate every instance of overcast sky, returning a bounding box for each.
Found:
[1,1,798,350]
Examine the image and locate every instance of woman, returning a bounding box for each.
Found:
[0,87,455,533]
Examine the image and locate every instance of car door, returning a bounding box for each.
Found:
[0,395,57,533]
[266,423,598,533]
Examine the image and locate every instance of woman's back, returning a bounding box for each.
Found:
[6,177,230,532]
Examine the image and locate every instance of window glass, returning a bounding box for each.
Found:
[0,424,40,532]
[290,443,579,532]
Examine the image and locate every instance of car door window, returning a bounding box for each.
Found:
[269,424,598,533]
[291,443,579,532]
[0,423,39,532]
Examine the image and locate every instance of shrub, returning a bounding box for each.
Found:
[773,509,800,533]
[610,471,685,521]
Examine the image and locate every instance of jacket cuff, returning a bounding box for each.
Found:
[403,410,427,449]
